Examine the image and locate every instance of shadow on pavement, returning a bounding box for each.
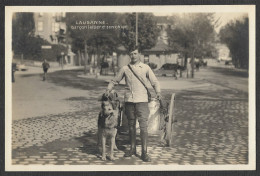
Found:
[47,70,108,90]
[20,73,42,77]
[75,131,130,156]
[210,66,248,78]
[75,131,162,156]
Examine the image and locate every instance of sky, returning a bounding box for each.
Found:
[214,13,247,32]
[153,12,247,33]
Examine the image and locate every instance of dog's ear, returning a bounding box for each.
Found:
[114,92,118,98]
[112,92,119,101]
[99,93,109,101]
[98,93,105,101]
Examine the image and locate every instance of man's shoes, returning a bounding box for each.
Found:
[140,131,151,162]
[141,153,151,162]
[124,150,136,157]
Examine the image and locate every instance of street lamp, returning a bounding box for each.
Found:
[136,12,138,47]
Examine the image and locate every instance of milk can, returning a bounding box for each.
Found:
[120,98,162,134]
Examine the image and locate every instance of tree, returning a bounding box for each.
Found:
[219,17,249,69]
[119,13,160,52]
[12,12,35,59]
[66,13,122,74]
[167,13,217,78]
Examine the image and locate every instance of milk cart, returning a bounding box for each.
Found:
[119,93,176,147]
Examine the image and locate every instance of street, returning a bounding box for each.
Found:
[11,65,248,165]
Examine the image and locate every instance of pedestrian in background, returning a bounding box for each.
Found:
[186,59,191,78]
[106,47,161,162]
[173,61,179,80]
[195,62,200,71]
[12,63,16,83]
[42,59,50,81]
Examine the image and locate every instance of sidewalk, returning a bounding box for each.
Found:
[15,65,85,75]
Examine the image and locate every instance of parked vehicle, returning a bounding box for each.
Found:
[194,59,207,67]
[225,61,232,65]
[16,63,28,71]
[154,63,184,77]
[147,62,157,70]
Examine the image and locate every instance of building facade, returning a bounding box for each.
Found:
[34,12,66,44]
[34,12,75,65]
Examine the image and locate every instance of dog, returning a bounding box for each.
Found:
[97,90,121,161]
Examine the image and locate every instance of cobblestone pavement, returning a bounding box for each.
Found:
[12,83,248,165]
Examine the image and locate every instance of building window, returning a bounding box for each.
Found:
[38,21,43,31]
[52,22,60,32]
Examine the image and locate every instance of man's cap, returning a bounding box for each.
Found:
[129,46,139,54]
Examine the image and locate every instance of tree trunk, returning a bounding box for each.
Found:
[61,55,64,70]
[180,57,184,78]
[184,53,188,68]
[21,54,24,64]
[96,46,101,75]
[97,46,101,67]
[77,50,81,66]
[84,41,87,75]
[191,49,195,78]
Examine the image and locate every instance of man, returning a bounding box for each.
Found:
[106,48,161,162]
[12,62,17,83]
[42,59,50,81]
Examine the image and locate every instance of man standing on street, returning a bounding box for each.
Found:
[12,62,16,83]
[106,47,161,162]
[42,59,50,81]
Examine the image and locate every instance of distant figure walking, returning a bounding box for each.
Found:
[12,63,16,83]
[186,59,191,78]
[195,62,200,71]
[173,61,179,80]
[42,59,50,81]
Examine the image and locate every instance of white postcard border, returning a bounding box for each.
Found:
[5,5,256,171]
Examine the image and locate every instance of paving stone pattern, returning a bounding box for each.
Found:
[12,88,248,165]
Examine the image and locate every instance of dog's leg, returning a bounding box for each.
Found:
[113,129,118,150]
[97,128,102,153]
[101,135,106,161]
[97,128,101,146]
[110,137,115,161]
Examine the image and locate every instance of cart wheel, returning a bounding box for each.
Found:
[166,93,175,147]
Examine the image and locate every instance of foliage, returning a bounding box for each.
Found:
[119,13,160,52]
[24,36,49,60]
[12,12,65,61]
[66,13,123,68]
[66,13,121,54]
[12,13,35,56]
[66,12,160,54]
[219,17,249,69]
[167,13,217,63]
[41,44,67,62]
